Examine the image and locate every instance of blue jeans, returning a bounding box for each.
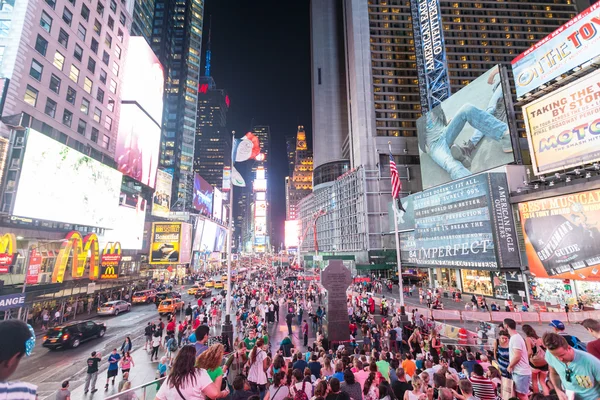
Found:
[471,81,504,145]
[427,104,508,180]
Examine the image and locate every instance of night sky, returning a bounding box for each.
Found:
[202,1,312,248]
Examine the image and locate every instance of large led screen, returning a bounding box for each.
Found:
[149,222,191,264]
[199,220,217,253]
[214,226,227,252]
[255,200,267,217]
[193,174,213,215]
[254,216,267,236]
[416,66,514,189]
[213,188,223,220]
[523,69,600,175]
[101,194,147,250]
[519,190,600,281]
[152,170,172,217]
[116,104,161,188]
[13,129,122,228]
[285,220,300,248]
[192,218,205,251]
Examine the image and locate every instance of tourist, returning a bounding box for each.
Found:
[504,318,531,400]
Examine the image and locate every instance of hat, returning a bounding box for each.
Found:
[549,320,565,330]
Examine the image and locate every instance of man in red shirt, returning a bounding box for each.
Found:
[192,316,201,329]
[166,319,176,336]
[368,296,375,314]
[582,318,600,360]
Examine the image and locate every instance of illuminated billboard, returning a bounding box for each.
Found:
[116,103,161,188]
[13,129,122,228]
[213,188,223,220]
[192,218,205,251]
[256,167,266,180]
[255,200,267,217]
[285,220,300,248]
[193,174,213,215]
[101,194,146,250]
[256,192,266,201]
[511,2,600,98]
[214,226,227,252]
[222,167,231,191]
[152,170,172,217]
[417,66,513,189]
[121,37,164,124]
[199,220,217,253]
[519,189,600,281]
[254,216,267,236]
[523,68,600,175]
[150,222,182,264]
[253,179,267,192]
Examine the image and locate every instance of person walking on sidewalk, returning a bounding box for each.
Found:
[302,320,309,347]
[105,348,121,390]
[504,318,531,400]
[151,331,162,361]
[84,351,101,394]
[286,311,294,336]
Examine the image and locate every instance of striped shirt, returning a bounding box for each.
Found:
[469,375,496,400]
[496,345,510,378]
[0,381,37,400]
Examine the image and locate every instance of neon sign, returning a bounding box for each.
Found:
[52,231,100,283]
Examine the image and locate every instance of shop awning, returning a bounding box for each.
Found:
[356,264,395,271]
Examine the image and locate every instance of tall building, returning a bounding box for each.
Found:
[252,124,270,167]
[286,126,313,220]
[150,0,204,209]
[129,0,155,42]
[285,135,295,176]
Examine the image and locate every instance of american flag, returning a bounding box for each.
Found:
[389,152,406,212]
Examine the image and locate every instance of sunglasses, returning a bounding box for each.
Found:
[565,366,572,383]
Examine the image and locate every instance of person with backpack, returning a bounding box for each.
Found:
[523,324,549,396]
[290,368,313,400]
[166,333,178,361]
[389,325,398,353]
[247,338,269,399]
[549,320,587,351]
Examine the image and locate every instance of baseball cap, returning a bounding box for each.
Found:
[549,320,565,330]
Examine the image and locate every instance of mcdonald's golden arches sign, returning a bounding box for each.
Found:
[100,242,121,279]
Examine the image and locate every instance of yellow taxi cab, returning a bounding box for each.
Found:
[157,299,185,315]
[187,287,199,295]
[214,280,224,289]
[205,281,214,288]
[221,275,228,281]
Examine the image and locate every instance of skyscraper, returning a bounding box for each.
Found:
[285,135,296,176]
[286,126,313,220]
[129,0,156,42]
[150,0,204,209]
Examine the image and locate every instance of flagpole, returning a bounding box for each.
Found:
[389,142,405,309]
[223,131,235,349]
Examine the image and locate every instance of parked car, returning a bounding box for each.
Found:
[132,289,157,304]
[158,299,185,315]
[97,300,131,316]
[194,288,212,299]
[42,320,106,349]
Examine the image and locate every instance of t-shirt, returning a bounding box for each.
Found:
[0,381,37,400]
[248,350,268,384]
[108,353,121,370]
[308,361,322,378]
[391,381,412,400]
[207,367,223,382]
[587,339,600,361]
[333,371,345,382]
[195,343,209,357]
[376,360,391,382]
[293,359,308,372]
[508,334,531,376]
[56,388,70,400]
[87,357,101,373]
[325,392,350,400]
[402,359,417,378]
[355,370,370,390]
[244,337,257,351]
[469,376,496,400]
[268,385,290,400]
[152,336,162,347]
[156,368,213,400]
[545,348,600,400]
[462,360,478,376]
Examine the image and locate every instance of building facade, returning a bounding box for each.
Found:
[128,0,155,42]
[285,125,313,220]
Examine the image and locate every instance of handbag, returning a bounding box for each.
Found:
[529,338,547,368]
[176,385,188,400]
[501,376,515,400]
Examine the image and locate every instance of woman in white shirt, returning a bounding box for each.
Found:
[247,338,269,398]
[264,371,289,400]
[156,346,228,400]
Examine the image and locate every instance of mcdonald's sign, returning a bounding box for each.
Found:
[0,233,17,273]
[52,231,100,283]
[100,242,121,279]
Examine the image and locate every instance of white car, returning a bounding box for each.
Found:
[97,300,131,316]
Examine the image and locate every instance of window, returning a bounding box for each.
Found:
[94,19,101,36]
[93,107,101,123]
[62,7,73,26]
[58,28,69,48]
[96,87,104,102]
[49,74,61,93]
[104,115,112,130]
[99,69,107,84]
[35,35,48,56]
[109,0,116,12]
[109,79,117,94]
[87,57,96,73]
[45,0,56,9]
[105,33,112,48]
[107,97,114,111]
[68,0,75,5]
[77,119,87,135]
[81,98,90,114]
[29,59,43,81]
[53,51,65,70]
[62,109,73,127]
[44,97,57,118]
[117,28,123,42]
[69,64,79,82]
[102,134,110,149]
[91,127,99,142]
[112,61,121,76]
[96,1,104,16]
[119,12,125,25]
[73,44,83,61]
[24,85,39,106]
[114,45,121,59]
[84,77,93,93]
[108,16,114,29]
[40,11,52,33]
[77,23,86,40]
[0,19,10,37]
[90,38,99,54]
[102,50,109,65]
[66,86,76,104]
[81,4,89,21]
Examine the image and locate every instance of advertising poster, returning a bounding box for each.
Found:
[518,189,600,281]
[178,222,192,264]
[116,104,161,188]
[214,227,227,252]
[388,195,415,233]
[26,249,41,284]
[101,194,146,250]
[152,170,172,217]
[199,221,217,253]
[511,2,600,98]
[523,69,600,175]
[0,233,16,274]
[193,174,213,215]
[213,188,223,221]
[149,222,182,264]
[255,200,267,217]
[254,216,267,236]
[412,172,519,269]
[222,167,231,191]
[285,220,300,248]
[417,66,513,189]
[192,218,205,251]
[13,129,122,228]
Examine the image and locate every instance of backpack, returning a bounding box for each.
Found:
[529,338,547,368]
[563,334,587,352]
[169,339,178,352]
[294,382,309,400]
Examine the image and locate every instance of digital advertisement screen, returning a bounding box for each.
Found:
[254,216,267,236]
[519,189,600,281]
[523,69,600,175]
[121,37,164,124]
[150,222,182,264]
[214,226,227,252]
[13,129,122,228]
[179,222,192,264]
[255,200,267,217]
[116,103,161,188]
[285,220,300,248]
[511,2,600,98]
[213,188,223,220]
[253,179,267,192]
[193,174,214,215]
[101,194,147,250]
[416,66,513,189]
[192,218,205,251]
[199,220,217,253]
[152,170,172,217]
[222,167,231,191]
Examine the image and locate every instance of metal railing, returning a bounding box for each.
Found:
[104,377,165,400]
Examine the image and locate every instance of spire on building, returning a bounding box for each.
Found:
[205,15,212,77]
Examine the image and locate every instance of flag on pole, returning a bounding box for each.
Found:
[232,132,260,162]
[389,151,406,212]
[231,166,246,187]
